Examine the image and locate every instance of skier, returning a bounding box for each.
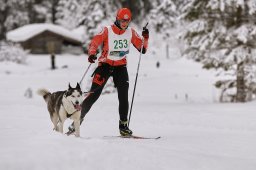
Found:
[67,8,149,136]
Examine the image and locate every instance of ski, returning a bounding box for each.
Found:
[66,132,161,140]
[104,135,161,140]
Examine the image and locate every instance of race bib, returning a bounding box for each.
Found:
[107,26,132,60]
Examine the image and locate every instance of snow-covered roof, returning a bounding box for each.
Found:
[6,23,82,43]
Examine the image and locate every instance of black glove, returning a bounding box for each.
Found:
[88,55,97,63]
[142,28,149,39]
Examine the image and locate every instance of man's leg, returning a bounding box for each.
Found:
[113,66,132,136]
[80,80,106,120]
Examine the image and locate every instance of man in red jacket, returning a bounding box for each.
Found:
[68,8,149,136]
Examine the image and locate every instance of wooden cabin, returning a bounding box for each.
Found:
[7,23,82,54]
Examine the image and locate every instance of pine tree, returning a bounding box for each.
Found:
[149,0,177,40]
[27,0,53,24]
[0,0,31,39]
[56,0,79,29]
[173,0,192,15]
[56,0,119,42]
[80,0,111,39]
[146,0,177,58]
[182,0,256,102]
[0,0,53,40]
[118,0,152,25]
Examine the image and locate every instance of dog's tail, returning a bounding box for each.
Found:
[37,88,51,102]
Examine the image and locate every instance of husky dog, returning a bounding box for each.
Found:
[38,83,83,137]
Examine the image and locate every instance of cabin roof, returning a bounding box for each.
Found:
[6,23,82,43]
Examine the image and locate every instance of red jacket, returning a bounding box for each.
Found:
[88,24,149,66]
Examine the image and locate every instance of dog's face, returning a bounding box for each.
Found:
[65,83,83,110]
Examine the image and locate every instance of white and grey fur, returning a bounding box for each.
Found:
[38,83,83,137]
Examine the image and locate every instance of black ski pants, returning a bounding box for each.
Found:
[81,63,129,122]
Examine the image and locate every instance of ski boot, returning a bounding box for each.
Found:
[119,120,133,136]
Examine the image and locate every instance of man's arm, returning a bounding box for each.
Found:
[88,27,108,56]
[131,28,149,54]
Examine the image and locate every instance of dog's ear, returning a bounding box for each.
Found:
[68,83,72,89]
[76,82,81,89]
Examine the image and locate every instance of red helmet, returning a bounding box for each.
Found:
[116,8,132,21]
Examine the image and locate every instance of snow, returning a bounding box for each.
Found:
[6,23,82,42]
[220,0,225,11]
[0,46,256,170]
[235,25,249,43]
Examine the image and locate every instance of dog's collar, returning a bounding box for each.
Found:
[62,103,72,118]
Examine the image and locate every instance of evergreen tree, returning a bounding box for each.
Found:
[0,0,31,39]
[182,0,256,102]
[80,0,113,40]
[0,0,53,40]
[57,0,119,41]
[173,0,192,15]
[145,0,177,58]
[56,0,83,29]
[148,0,177,40]
[119,0,153,25]
[27,0,52,24]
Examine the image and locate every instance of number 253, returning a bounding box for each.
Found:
[114,39,128,49]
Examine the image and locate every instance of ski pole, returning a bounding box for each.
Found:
[80,50,100,85]
[128,22,148,127]
[79,63,92,85]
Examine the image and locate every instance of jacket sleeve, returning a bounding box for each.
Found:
[131,28,149,54]
[88,27,108,56]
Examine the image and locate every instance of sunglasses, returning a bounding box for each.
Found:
[119,19,130,23]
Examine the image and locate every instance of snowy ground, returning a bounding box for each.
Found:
[0,47,256,170]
